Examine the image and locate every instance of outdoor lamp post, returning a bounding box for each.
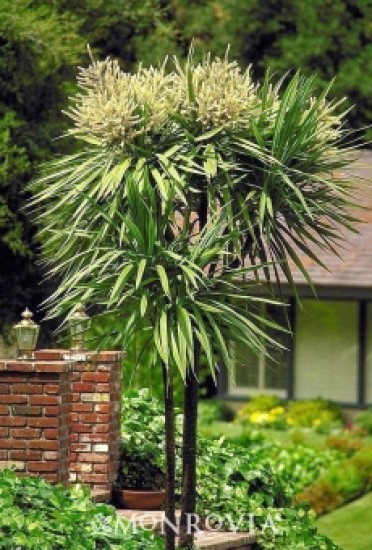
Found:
[13,308,40,360]
[68,303,90,350]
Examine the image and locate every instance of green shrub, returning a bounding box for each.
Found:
[118,388,182,490]
[260,445,341,498]
[349,445,372,490]
[0,469,163,549]
[295,446,372,517]
[236,396,344,433]
[354,408,372,435]
[325,435,364,456]
[295,479,343,515]
[116,446,165,490]
[198,399,235,425]
[236,395,286,428]
[286,398,344,433]
[324,463,364,501]
[120,390,340,549]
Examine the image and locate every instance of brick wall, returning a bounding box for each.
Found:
[0,350,121,495]
[67,354,121,491]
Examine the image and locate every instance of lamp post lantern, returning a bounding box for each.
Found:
[68,303,90,350]
[13,308,40,360]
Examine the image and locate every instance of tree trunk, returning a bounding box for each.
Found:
[179,191,208,548]
[178,343,201,547]
[163,362,176,550]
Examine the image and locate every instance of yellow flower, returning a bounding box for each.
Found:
[271,406,285,415]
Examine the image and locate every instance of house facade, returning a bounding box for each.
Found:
[217,152,372,408]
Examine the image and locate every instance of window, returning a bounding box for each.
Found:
[295,300,358,403]
[366,303,372,405]
[229,303,292,397]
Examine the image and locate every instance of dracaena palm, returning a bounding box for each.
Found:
[30,171,283,550]
[34,177,279,376]
[30,49,360,549]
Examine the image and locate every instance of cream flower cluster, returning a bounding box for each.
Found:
[66,58,139,146]
[174,54,261,129]
[65,53,265,147]
[65,52,340,150]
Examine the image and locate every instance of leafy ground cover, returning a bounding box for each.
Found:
[198,399,372,550]
[317,492,372,550]
[120,390,341,549]
[0,469,163,550]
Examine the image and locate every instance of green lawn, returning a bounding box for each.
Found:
[317,492,372,550]
[199,421,329,447]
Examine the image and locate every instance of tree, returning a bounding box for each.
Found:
[0,0,85,335]
[30,51,359,549]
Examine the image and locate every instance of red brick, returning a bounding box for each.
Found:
[78,453,109,464]
[93,424,109,433]
[80,413,109,424]
[96,384,110,392]
[45,385,60,394]
[71,403,93,413]
[10,450,42,461]
[43,473,58,482]
[29,440,58,451]
[13,428,41,439]
[94,403,110,414]
[71,443,91,452]
[13,405,42,416]
[0,395,27,404]
[34,350,66,361]
[44,451,58,460]
[0,405,9,415]
[82,372,110,383]
[0,417,26,427]
[28,461,57,472]
[28,418,58,428]
[94,463,109,473]
[13,384,43,394]
[69,413,79,422]
[0,384,9,394]
[0,440,26,449]
[72,382,95,393]
[0,427,9,437]
[44,428,58,439]
[29,395,59,406]
[0,451,7,459]
[70,423,92,433]
[44,406,59,416]
[80,434,110,443]
[34,364,65,373]
[79,473,107,483]
[3,363,33,373]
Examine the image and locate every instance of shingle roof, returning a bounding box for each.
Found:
[282,151,372,289]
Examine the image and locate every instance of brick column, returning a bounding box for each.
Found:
[35,350,122,493]
[0,350,122,496]
[0,359,71,483]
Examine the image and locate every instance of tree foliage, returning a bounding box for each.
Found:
[1,0,370,336]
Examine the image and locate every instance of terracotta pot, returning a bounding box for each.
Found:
[113,488,165,510]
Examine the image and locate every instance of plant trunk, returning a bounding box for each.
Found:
[178,343,201,547]
[163,362,176,550]
[179,191,208,548]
